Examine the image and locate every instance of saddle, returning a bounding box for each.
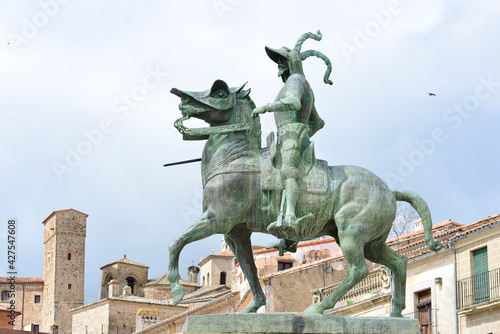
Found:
[261,132,329,195]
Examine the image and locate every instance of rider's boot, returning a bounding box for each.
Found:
[283,177,299,228]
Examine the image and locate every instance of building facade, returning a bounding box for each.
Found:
[451,214,500,334]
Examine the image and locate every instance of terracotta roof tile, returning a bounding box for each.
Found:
[252,237,337,255]
[0,277,43,284]
[215,251,234,257]
[450,213,500,242]
[144,273,200,287]
[100,256,149,269]
[42,208,89,224]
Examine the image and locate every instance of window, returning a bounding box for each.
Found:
[33,325,39,332]
[34,295,41,303]
[207,273,210,285]
[68,284,72,289]
[67,253,71,260]
[220,272,227,285]
[416,289,432,334]
[126,277,135,294]
[278,261,293,271]
[1,291,9,301]
[473,247,489,303]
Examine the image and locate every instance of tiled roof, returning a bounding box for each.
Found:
[0,277,43,284]
[180,285,230,303]
[71,295,190,313]
[386,219,464,245]
[143,273,200,287]
[138,291,238,333]
[215,251,234,256]
[42,208,89,224]
[108,295,183,306]
[0,305,21,313]
[262,254,345,279]
[252,237,337,255]
[449,213,500,242]
[261,219,466,279]
[100,256,149,269]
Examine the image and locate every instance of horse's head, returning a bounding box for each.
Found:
[171,80,255,139]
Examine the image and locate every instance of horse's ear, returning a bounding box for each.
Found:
[234,82,248,93]
[236,88,251,99]
[210,79,230,95]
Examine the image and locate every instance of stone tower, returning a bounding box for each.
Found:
[99,255,149,299]
[41,209,87,334]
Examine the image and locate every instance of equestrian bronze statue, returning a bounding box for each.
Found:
[166,31,442,317]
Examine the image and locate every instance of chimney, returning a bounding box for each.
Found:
[188,265,200,284]
[414,219,423,232]
[108,280,120,298]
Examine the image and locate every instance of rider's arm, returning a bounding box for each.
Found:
[253,75,305,115]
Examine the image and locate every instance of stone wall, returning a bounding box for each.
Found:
[140,293,240,334]
[0,329,48,334]
[72,302,109,334]
[263,257,378,312]
[71,300,186,334]
[459,306,500,334]
[0,282,43,331]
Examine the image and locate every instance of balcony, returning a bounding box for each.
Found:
[311,268,391,306]
[457,267,500,310]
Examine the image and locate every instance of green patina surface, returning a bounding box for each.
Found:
[166,31,442,319]
[182,313,420,334]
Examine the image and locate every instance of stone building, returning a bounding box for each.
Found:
[199,240,234,287]
[100,255,150,299]
[450,213,500,334]
[70,286,189,334]
[41,209,87,334]
[0,209,88,333]
[0,277,43,331]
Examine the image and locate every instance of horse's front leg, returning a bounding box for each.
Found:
[225,228,266,313]
[167,210,218,305]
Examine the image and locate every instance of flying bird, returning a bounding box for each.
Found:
[428,93,436,96]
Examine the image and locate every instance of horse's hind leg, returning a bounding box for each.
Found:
[167,210,221,305]
[365,240,408,317]
[225,228,266,312]
[305,232,369,314]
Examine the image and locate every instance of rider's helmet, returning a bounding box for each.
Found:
[265,30,333,85]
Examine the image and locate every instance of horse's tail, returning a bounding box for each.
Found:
[391,189,442,252]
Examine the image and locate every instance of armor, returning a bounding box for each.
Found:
[253,31,333,233]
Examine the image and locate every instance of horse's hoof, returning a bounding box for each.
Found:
[172,284,186,306]
[390,311,403,318]
[304,303,324,314]
[240,300,265,313]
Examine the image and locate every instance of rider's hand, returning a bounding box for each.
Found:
[252,105,267,117]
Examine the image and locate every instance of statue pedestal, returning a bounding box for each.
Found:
[182,313,419,334]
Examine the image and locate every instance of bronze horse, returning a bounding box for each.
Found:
[166,79,441,316]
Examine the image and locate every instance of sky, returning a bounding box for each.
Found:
[0,0,499,304]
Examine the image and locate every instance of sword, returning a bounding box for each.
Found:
[163,158,202,167]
